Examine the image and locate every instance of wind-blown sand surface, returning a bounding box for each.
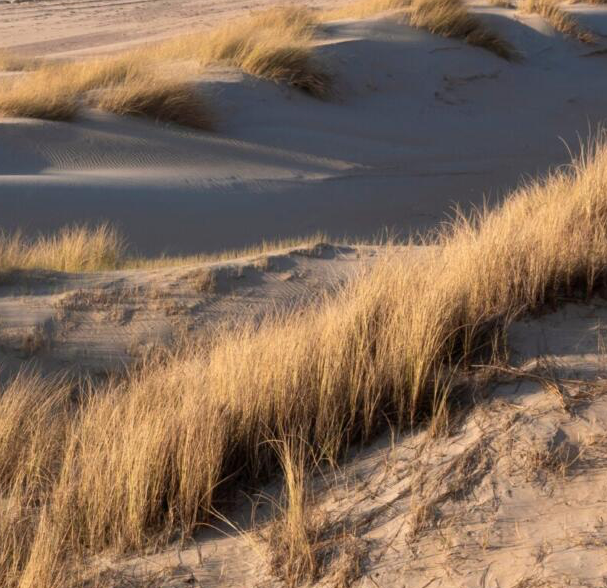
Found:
[1,3,607,255]
[0,243,387,376]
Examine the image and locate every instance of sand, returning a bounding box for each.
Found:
[1,4,607,255]
[0,243,391,377]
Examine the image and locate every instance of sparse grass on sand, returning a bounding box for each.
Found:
[521,0,596,43]
[0,0,514,122]
[2,134,607,585]
[0,7,329,123]
[409,0,515,58]
[123,232,329,269]
[324,0,514,59]
[0,225,328,275]
[0,57,148,121]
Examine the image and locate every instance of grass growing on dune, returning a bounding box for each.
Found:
[409,0,515,58]
[323,0,412,21]
[323,0,515,59]
[521,0,596,43]
[0,0,516,122]
[123,232,329,269]
[3,136,607,585]
[0,225,329,274]
[155,6,331,98]
[92,76,214,130]
[0,51,40,72]
[0,224,125,275]
[0,7,328,123]
[0,56,147,121]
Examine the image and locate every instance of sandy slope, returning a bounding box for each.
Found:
[0,243,384,377]
[1,5,607,255]
[107,302,607,587]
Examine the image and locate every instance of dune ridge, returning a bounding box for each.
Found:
[0,0,513,123]
[2,134,607,585]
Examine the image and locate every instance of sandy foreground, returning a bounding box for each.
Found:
[1,2,607,255]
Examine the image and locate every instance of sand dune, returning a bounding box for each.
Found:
[105,303,607,587]
[2,5,607,255]
[0,243,386,377]
[3,3,607,587]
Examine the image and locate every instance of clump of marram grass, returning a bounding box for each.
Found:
[409,0,515,58]
[155,6,331,97]
[0,56,215,126]
[0,75,80,121]
[0,50,40,72]
[3,135,607,586]
[0,56,147,121]
[0,224,125,274]
[521,0,596,43]
[91,76,214,129]
[322,0,514,59]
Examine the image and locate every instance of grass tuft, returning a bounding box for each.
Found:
[409,0,515,58]
[521,0,596,43]
[0,224,125,274]
[156,6,331,97]
[0,51,40,72]
[0,76,80,121]
[323,0,515,59]
[91,76,214,129]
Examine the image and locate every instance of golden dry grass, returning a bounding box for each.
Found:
[521,0,596,43]
[91,76,214,130]
[0,76,80,121]
[2,135,607,585]
[0,0,514,122]
[0,224,125,274]
[0,56,146,121]
[323,0,412,21]
[154,6,331,97]
[409,0,515,58]
[0,51,40,72]
[0,7,328,122]
[0,224,329,275]
[324,0,514,59]
[123,232,328,269]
